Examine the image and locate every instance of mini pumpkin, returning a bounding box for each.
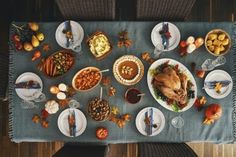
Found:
[45,100,59,114]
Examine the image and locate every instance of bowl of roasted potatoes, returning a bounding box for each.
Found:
[205,29,231,56]
[72,67,102,92]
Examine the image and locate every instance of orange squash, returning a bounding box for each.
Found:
[203,104,222,125]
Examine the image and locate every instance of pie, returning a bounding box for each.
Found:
[113,55,144,86]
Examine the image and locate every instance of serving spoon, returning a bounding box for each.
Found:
[100,69,110,73]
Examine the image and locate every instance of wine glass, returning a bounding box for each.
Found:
[171,115,184,128]
[153,43,165,59]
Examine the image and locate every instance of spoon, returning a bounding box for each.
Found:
[137,93,145,97]
[99,87,103,101]
[100,69,110,73]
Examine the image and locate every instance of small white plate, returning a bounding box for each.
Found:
[135,107,165,136]
[15,72,43,101]
[57,108,87,137]
[151,22,181,51]
[204,70,233,99]
[55,21,84,51]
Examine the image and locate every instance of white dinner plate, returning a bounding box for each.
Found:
[147,58,197,112]
[55,20,84,51]
[15,72,43,101]
[204,70,233,99]
[136,107,165,136]
[57,108,87,137]
[151,22,181,51]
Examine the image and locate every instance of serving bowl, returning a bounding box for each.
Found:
[87,97,111,122]
[86,31,112,60]
[37,50,75,78]
[205,29,231,56]
[72,67,102,92]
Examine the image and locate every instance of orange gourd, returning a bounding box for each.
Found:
[203,104,222,125]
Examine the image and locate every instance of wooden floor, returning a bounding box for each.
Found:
[1,0,236,157]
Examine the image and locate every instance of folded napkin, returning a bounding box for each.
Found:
[14,80,41,89]
[204,80,231,89]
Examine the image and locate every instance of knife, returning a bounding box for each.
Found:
[204,80,231,89]
[64,20,74,48]
[165,23,169,49]
[14,80,41,89]
[149,108,153,135]
[72,110,76,137]
[68,110,76,137]
[159,23,169,50]
[144,111,149,135]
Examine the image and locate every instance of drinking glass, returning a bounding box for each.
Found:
[171,115,184,128]
[72,43,83,55]
[20,91,46,109]
[33,92,46,102]
[68,99,80,109]
[20,100,37,109]
[201,56,226,71]
[153,43,165,59]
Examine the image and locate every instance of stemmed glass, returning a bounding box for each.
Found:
[153,43,165,59]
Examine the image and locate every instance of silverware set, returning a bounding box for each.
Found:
[203,80,231,89]
[145,108,154,136]
[68,109,76,137]
[64,20,74,48]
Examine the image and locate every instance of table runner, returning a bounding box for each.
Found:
[9,22,236,143]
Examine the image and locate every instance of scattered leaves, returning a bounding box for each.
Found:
[42,43,50,52]
[58,99,70,108]
[41,120,49,128]
[117,30,132,48]
[111,106,120,115]
[194,96,207,111]
[141,52,155,64]
[196,70,205,78]
[109,106,131,128]
[32,114,40,123]
[108,86,116,96]
[121,114,131,121]
[101,76,111,86]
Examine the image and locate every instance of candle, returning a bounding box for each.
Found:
[57,92,66,100]
[50,86,60,94]
[58,83,68,92]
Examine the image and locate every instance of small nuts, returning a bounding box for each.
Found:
[88,97,110,121]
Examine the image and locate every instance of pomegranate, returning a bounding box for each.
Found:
[203,104,222,125]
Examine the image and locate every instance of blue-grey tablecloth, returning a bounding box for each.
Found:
[9,22,236,143]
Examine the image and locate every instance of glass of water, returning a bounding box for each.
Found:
[20,91,46,109]
[171,115,184,128]
[153,43,165,59]
[68,99,80,109]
